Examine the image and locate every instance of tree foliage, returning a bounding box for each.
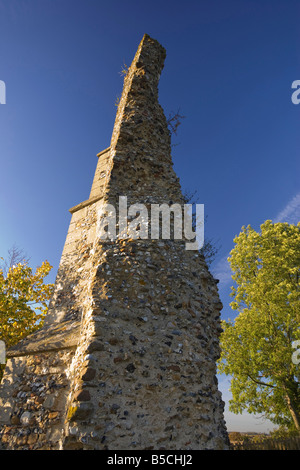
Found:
[0,255,54,350]
[218,221,300,430]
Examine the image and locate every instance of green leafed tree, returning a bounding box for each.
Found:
[218,221,300,431]
[0,247,54,379]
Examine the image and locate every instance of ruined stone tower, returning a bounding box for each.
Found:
[0,35,228,450]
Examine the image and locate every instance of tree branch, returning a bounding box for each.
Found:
[247,374,276,389]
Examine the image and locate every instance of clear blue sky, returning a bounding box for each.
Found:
[0,0,299,433]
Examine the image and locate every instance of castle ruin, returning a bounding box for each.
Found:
[0,34,228,450]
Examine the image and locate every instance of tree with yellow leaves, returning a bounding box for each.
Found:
[0,250,54,376]
[218,221,300,431]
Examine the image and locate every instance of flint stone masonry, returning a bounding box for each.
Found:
[0,34,229,450]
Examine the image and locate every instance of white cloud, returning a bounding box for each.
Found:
[274,192,300,224]
[211,254,232,287]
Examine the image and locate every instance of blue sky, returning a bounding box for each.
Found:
[0,0,299,433]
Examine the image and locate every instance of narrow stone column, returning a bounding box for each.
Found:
[0,34,228,450]
[61,34,228,450]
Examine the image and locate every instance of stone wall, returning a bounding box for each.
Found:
[61,238,228,450]
[0,350,74,449]
[0,34,229,450]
